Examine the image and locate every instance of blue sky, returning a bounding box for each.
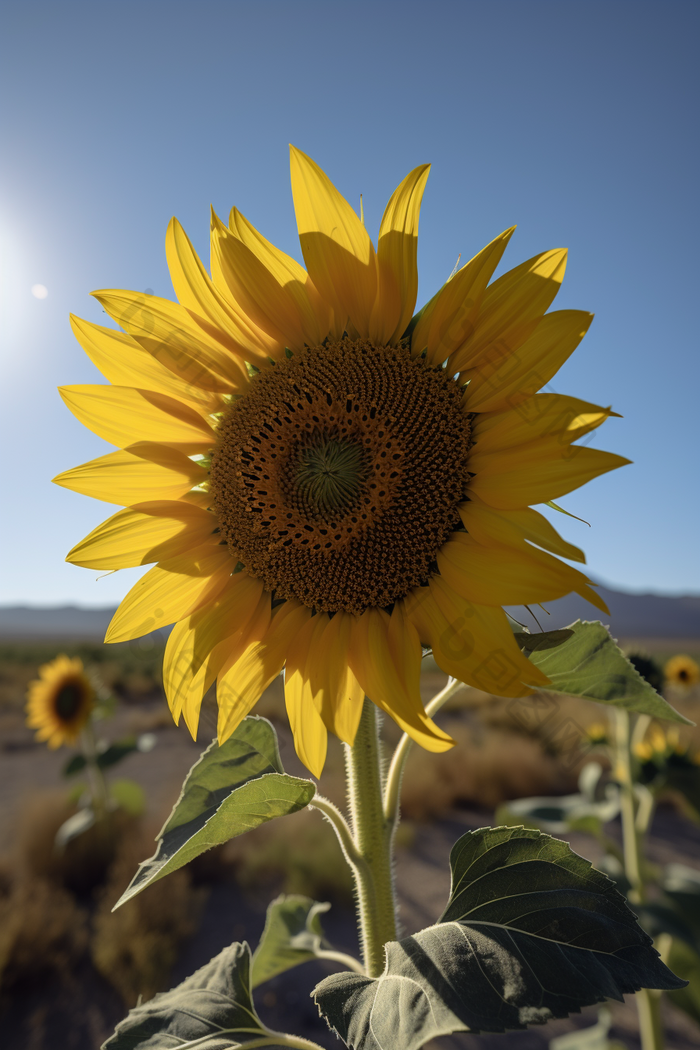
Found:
[0,0,698,606]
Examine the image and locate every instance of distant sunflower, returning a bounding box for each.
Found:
[665,655,700,690]
[26,655,94,749]
[54,148,628,776]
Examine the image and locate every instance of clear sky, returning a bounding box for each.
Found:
[1,0,698,607]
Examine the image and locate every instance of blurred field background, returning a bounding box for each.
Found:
[1,592,699,1050]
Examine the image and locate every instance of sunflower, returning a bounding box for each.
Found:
[26,654,95,749]
[665,655,700,690]
[54,148,628,776]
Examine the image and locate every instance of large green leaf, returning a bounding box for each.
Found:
[519,621,691,724]
[251,894,332,988]
[102,942,287,1049]
[115,717,315,908]
[314,826,685,1049]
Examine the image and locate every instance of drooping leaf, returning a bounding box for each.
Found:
[314,826,686,1049]
[114,717,315,908]
[102,941,288,1049]
[55,807,96,847]
[251,894,332,988]
[522,621,691,724]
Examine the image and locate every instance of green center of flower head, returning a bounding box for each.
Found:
[294,439,369,516]
[54,682,82,721]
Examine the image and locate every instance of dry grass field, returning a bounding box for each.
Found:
[1,637,699,1049]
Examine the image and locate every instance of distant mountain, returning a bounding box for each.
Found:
[506,585,700,639]
[1,584,699,641]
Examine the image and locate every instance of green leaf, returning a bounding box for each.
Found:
[314,826,686,1049]
[522,621,691,724]
[662,766,700,822]
[114,716,315,908]
[63,753,87,777]
[62,735,149,777]
[97,738,140,768]
[110,778,146,817]
[666,939,700,1026]
[251,894,331,988]
[101,941,287,1049]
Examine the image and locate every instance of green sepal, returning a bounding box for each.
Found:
[251,894,331,988]
[114,717,315,909]
[314,826,686,1049]
[521,620,691,724]
[101,941,288,1049]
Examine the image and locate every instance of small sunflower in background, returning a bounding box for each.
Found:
[665,655,700,691]
[54,147,629,776]
[26,655,95,749]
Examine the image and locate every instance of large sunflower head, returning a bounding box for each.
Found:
[26,655,95,749]
[665,655,700,691]
[55,147,629,777]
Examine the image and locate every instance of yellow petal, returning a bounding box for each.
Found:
[228,207,333,346]
[463,310,593,413]
[212,217,309,351]
[94,289,248,394]
[53,445,206,505]
[163,574,265,721]
[105,543,232,643]
[59,385,215,452]
[167,217,280,364]
[69,315,218,410]
[468,443,631,509]
[459,499,585,564]
[370,164,430,346]
[170,583,270,738]
[437,532,607,612]
[290,145,377,338]
[284,614,329,777]
[406,578,547,694]
[449,248,568,374]
[216,600,311,743]
[411,228,514,365]
[312,612,364,746]
[470,394,616,455]
[348,608,454,752]
[67,500,217,569]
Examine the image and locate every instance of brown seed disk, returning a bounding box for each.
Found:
[210,339,472,614]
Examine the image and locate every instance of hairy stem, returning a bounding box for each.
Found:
[344,698,397,977]
[614,707,664,1050]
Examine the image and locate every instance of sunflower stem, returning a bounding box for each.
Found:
[614,707,665,1050]
[343,698,397,977]
[81,719,109,820]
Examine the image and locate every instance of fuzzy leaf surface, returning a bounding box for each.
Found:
[115,717,315,907]
[102,941,287,1049]
[251,894,332,988]
[521,621,690,724]
[314,826,686,1049]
